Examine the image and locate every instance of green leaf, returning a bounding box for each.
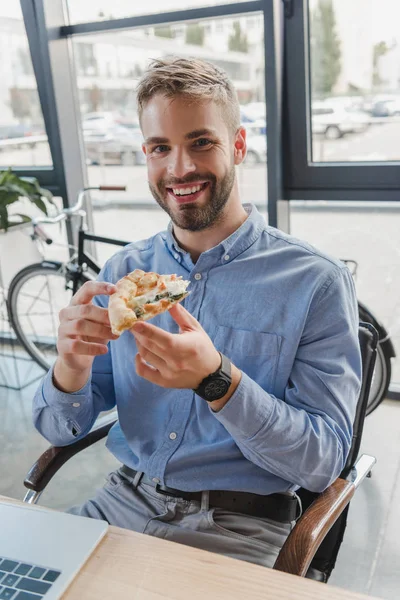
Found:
[0,168,55,224]
[29,195,48,215]
[12,213,32,224]
[0,206,9,231]
[0,191,20,209]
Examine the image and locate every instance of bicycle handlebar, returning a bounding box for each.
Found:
[32,185,126,226]
[98,185,126,191]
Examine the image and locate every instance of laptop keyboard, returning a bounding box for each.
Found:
[0,557,61,599]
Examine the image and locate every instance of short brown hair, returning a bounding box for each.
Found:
[136,56,240,134]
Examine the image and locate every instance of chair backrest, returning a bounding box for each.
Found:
[299,321,379,582]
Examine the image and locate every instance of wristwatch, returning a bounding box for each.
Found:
[193,352,232,402]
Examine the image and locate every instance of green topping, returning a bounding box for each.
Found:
[169,293,186,301]
[144,291,186,305]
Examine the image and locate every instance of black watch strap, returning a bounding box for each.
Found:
[218,352,232,379]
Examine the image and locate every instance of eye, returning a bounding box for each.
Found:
[153,145,170,153]
[193,138,213,148]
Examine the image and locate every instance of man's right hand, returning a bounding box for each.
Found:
[53,281,117,392]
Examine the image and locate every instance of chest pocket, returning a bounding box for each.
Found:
[213,326,282,393]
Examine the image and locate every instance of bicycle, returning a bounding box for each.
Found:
[341,259,395,415]
[6,186,129,372]
[6,189,395,415]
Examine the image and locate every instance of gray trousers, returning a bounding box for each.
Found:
[68,468,295,568]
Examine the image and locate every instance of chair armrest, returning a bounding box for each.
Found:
[273,454,376,577]
[24,412,117,493]
[273,478,355,576]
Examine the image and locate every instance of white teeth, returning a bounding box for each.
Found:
[172,184,203,196]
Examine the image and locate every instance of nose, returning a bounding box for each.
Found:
[167,147,196,179]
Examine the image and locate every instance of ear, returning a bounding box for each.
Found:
[233,126,247,166]
[142,144,147,156]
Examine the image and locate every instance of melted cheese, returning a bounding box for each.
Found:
[132,277,189,307]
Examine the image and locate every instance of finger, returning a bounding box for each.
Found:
[168,303,201,331]
[135,354,165,386]
[135,340,167,371]
[58,338,109,356]
[61,304,112,326]
[131,321,174,350]
[59,319,118,340]
[70,280,117,306]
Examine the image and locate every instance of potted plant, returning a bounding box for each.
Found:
[0,169,56,287]
[0,168,55,232]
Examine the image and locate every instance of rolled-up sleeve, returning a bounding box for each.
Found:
[213,267,362,492]
[32,349,116,446]
[32,264,117,446]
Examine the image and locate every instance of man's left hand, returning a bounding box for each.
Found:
[131,303,222,389]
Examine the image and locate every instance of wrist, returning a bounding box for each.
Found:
[53,359,91,393]
[209,364,242,412]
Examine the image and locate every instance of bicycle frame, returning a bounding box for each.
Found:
[73,229,130,294]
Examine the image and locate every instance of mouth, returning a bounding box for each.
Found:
[166,181,210,205]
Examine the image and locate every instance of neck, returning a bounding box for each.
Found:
[172,187,248,263]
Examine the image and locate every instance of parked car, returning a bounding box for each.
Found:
[241,102,266,122]
[82,111,139,131]
[244,130,267,165]
[369,96,400,118]
[84,125,145,166]
[0,123,44,140]
[311,102,369,139]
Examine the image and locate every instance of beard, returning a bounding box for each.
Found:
[148,165,236,232]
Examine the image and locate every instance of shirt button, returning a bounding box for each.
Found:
[169,432,177,440]
[72,402,80,408]
[152,477,160,484]
[174,253,179,260]
[194,273,202,280]
[224,255,230,261]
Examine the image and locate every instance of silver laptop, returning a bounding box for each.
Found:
[0,502,108,599]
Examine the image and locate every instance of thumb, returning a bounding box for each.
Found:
[168,303,201,332]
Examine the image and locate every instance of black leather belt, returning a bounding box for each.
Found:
[120,465,299,524]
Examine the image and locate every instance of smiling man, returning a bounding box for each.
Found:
[33,57,362,569]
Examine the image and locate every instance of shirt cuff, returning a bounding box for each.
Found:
[210,370,274,440]
[42,364,92,408]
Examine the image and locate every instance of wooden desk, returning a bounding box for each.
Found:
[1,496,379,600]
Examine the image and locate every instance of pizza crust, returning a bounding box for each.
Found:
[108,269,190,335]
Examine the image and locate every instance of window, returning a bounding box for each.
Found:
[70,14,266,259]
[291,201,400,387]
[309,0,400,162]
[66,0,259,24]
[285,0,400,388]
[284,0,400,195]
[0,4,52,167]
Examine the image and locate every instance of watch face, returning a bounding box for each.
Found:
[204,379,230,401]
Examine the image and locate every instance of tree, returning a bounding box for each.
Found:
[185,24,205,46]
[228,21,249,53]
[311,0,342,97]
[9,88,31,120]
[154,26,175,39]
[372,41,390,88]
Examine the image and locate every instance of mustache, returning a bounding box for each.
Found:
[160,174,216,188]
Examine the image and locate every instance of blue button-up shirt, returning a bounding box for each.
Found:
[33,205,361,494]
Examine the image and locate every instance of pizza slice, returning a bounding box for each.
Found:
[108,269,190,335]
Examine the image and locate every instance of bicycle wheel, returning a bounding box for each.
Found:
[365,343,391,415]
[358,305,392,415]
[7,262,89,371]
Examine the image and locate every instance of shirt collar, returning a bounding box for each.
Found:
[164,204,266,265]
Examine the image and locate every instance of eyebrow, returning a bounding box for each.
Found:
[144,128,218,145]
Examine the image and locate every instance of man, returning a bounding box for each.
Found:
[33,57,361,569]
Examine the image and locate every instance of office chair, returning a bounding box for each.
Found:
[22,322,378,582]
